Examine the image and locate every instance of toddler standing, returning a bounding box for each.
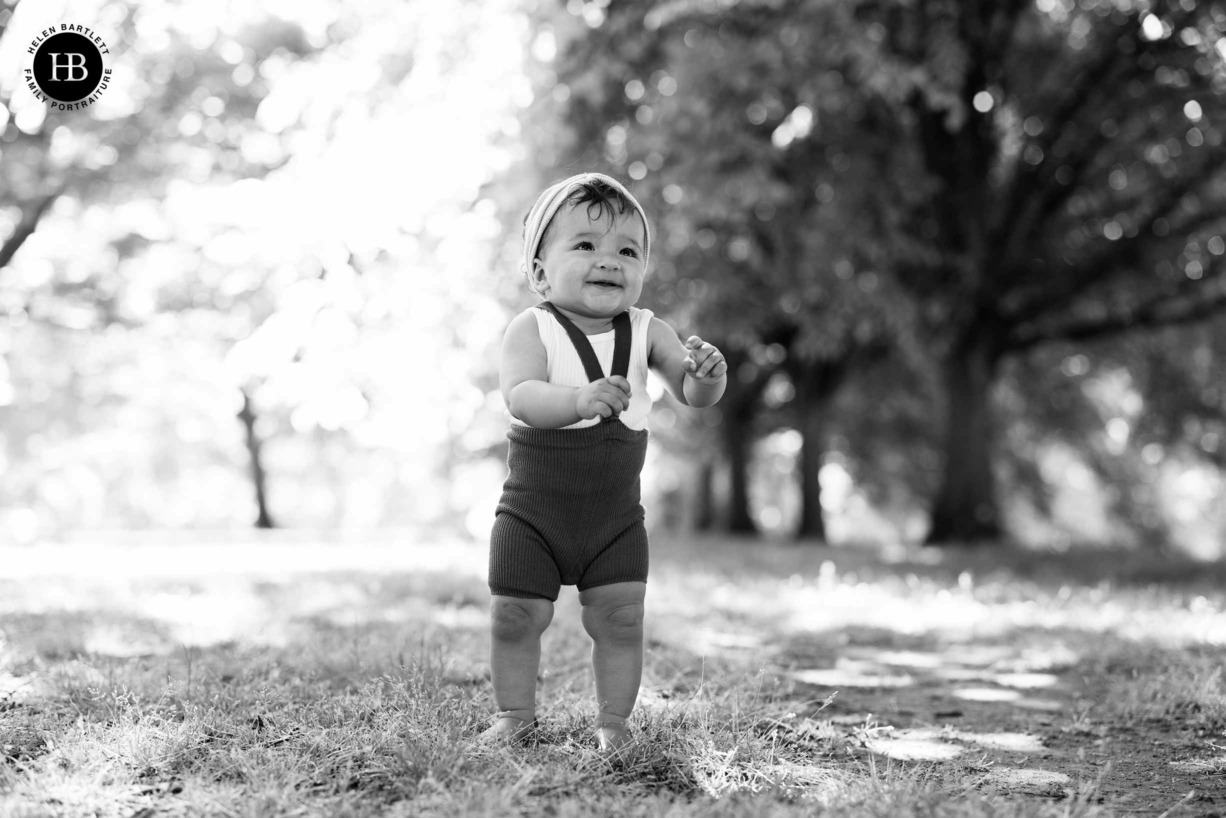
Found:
[486,172,727,753]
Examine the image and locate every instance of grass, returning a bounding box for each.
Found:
[1091,644,1226,730]
[2,533,1224,816]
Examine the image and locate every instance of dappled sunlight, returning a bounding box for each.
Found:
[430,604,488,630]
[754,762,852,804]
[786,646,1070,701]
[2,536,1223,815]
[793,662,916,690]
[81,622,175,658]
[650,543,1226,651]
[860,727,1044,761]
[864,650,949,669]
[994,672,1061,689]
[955,731,1045,752]
[687,628,765,653]
[0,537,487,581]
[953,687,1024,703]
[855,649,1069,684]
[864,729,965,761]
[139,583,288,648]
[850,648,1068,691]
[0,671,38,704]
[0,538,488,652]
[690,746,851,802]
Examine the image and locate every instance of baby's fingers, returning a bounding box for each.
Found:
[596,386,629,414]
[696,350,727,379]
[610,388,631,412]
[606,375,633,396]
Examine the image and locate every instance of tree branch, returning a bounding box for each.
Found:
[0,186,64,273]
[1026,20,1138,164]
[991,0,1202,249]
[1075,168,1226,273]
[1009,270,1226,351]
[992,31,1192,264]
[1003,142,1226,328]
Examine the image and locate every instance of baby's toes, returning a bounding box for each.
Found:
[595,725,633,756]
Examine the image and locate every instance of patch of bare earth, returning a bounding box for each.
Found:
[779,629,1226,815]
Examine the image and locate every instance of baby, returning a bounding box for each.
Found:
[486,172,727,753]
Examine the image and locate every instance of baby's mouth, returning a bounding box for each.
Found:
[589,279,622,290]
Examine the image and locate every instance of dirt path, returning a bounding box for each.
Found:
[778,630,1226,815]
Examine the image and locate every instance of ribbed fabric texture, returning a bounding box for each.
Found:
[490,422,649,600]
[510,306,654,430]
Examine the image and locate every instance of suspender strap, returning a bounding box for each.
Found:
[536,302,632,381]
[610,310,631,380]
[537,302,605,382]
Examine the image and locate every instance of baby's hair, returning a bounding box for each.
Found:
[535,180,639,243]
[521,172,651,296]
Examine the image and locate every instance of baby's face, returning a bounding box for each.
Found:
[533,203,646,321]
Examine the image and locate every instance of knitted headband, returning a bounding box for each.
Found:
[521,172,651,279]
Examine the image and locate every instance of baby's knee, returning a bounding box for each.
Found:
[490,596,552,642]
[584,601,645,645]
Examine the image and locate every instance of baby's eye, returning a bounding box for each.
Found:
[574,241,595,251]
[620,248,639,257]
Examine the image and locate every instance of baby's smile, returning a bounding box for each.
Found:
[532,201,647,325]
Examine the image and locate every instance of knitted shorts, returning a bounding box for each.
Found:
[489,421,649,601]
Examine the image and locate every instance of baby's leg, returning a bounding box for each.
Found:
[486,595,554,741]
[579,581,645,753]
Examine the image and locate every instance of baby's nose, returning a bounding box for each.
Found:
[596,253,621,269]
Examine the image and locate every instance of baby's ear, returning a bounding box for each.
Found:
[530,259,549,293]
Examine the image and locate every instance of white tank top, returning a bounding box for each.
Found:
[511,306,654,430]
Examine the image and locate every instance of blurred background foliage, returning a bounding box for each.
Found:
[1,0,1224,556]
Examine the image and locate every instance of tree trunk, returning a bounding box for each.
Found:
[711,348,773,536]
[721,407,757,534]
[237,387,276,529]
[796,408,827,542]
[792,360,846,542]
[925,334,1002,545]
[693,457,716,531]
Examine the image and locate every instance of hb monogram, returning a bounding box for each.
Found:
[47,52,89,82]
[27,29,111,107]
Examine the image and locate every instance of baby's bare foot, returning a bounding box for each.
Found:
[481,712,537,744]
[595,723,632,755]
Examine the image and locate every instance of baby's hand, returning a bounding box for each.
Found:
[682,337,727,384]
[576,376,632,420]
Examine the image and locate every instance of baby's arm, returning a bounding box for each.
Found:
[647,316,727,408]
[501,310,632,428]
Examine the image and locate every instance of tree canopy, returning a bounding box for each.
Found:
[0,0,522,538]
[524,0,1226,546]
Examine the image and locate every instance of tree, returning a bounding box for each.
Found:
[530,0,915,539]
[861,0,1226,543]
[1001,316,1226,551]
[0,0,330,529]
[1,0,524,534]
